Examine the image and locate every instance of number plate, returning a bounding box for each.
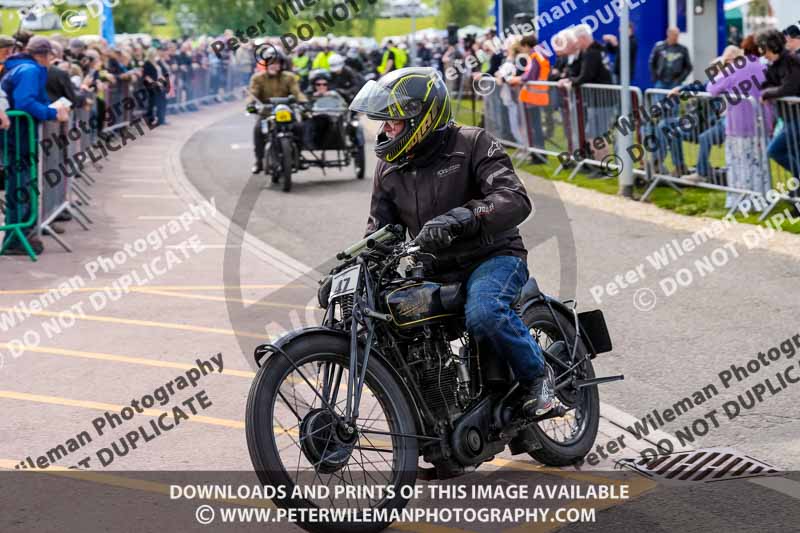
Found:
[261,119,269,134]
[329,265,361,299]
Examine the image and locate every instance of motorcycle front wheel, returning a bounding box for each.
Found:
[276,136,294,192]
[246,334,419,533]
[264,141,280,184]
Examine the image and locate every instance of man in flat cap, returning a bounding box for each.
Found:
[0,36,69,256]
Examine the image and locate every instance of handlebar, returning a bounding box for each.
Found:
[247,98,311,115]
[336,224,404,261]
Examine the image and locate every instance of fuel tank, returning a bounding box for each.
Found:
[384,281,465,328]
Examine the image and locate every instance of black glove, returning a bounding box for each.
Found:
[416,207,479,252]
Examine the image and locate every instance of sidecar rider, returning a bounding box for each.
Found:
[247,47,307,174]
[303,70,348,150]
[350,67,555,418]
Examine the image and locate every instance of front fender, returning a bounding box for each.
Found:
[254,326,340,367]
[253,327,426,435]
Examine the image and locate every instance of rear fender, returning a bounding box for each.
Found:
[520,296,612,359]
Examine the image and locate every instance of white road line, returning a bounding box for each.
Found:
[165,244,242,249]
[122,194,180,199]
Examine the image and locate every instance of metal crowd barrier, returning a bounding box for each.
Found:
[38,114,94,253]
[2,61,249,261]
[167,60,248,113]
[476,80,800,220]
[760,96,800,221]
[0,112,38,260]
[569,83,646,180]
[641,88,778,217]
[482,80,645,178]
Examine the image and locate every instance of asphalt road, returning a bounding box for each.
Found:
[183,109,800,471]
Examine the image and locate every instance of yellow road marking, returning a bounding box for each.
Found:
[0,307,271,340]
[0,390,245,429]
[135,288,314,310]
[0,344,256,378]
[492,457,657,533]
[0,390,394,447]
[0,284,304,295]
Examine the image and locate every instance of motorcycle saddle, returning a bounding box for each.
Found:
[439,283,466,313]
[512,277,542,307]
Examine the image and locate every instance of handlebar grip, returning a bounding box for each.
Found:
[366,239,393,254]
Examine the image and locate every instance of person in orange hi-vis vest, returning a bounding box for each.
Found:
[509,34,550,164]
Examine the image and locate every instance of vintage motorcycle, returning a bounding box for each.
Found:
[246,224,622,533]
[247,93,366,192]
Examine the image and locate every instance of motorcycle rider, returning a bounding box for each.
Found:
[350,67,554,418]
[248,48,307,174]
[327,53,365,103]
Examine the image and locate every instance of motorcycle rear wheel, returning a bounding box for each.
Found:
[521,304,600,466]
[246,334,419,533]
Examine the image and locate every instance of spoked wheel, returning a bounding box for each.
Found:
[521,305,600,466]
[278,137,294,192]
[246,335,418,533]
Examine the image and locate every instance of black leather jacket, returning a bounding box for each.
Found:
[366,124,533,278]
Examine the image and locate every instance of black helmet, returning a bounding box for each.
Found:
[309,69,331,84]
[349,67,452,163]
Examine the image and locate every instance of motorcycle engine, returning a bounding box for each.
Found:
[405,327,473,424]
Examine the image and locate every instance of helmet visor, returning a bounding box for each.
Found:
[348,80,423,120]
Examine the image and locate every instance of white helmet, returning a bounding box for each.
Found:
[328,53,345,73]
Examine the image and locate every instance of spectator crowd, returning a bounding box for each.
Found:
[4,21,800,257]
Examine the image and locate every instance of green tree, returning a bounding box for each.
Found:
[175,0,380,38]
[436,0,489,28]
[113,0,158,33]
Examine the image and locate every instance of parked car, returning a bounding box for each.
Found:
[20,10,61,31]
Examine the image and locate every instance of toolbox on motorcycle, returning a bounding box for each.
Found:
[578,309,613,356]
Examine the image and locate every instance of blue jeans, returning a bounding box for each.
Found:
[697,119,726,177]
[524,106,544,149]
[465,255,545,384]
[768,121,800,194]
[655,117,726,175]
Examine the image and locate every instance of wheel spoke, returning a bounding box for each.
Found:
[267,355,404,511]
